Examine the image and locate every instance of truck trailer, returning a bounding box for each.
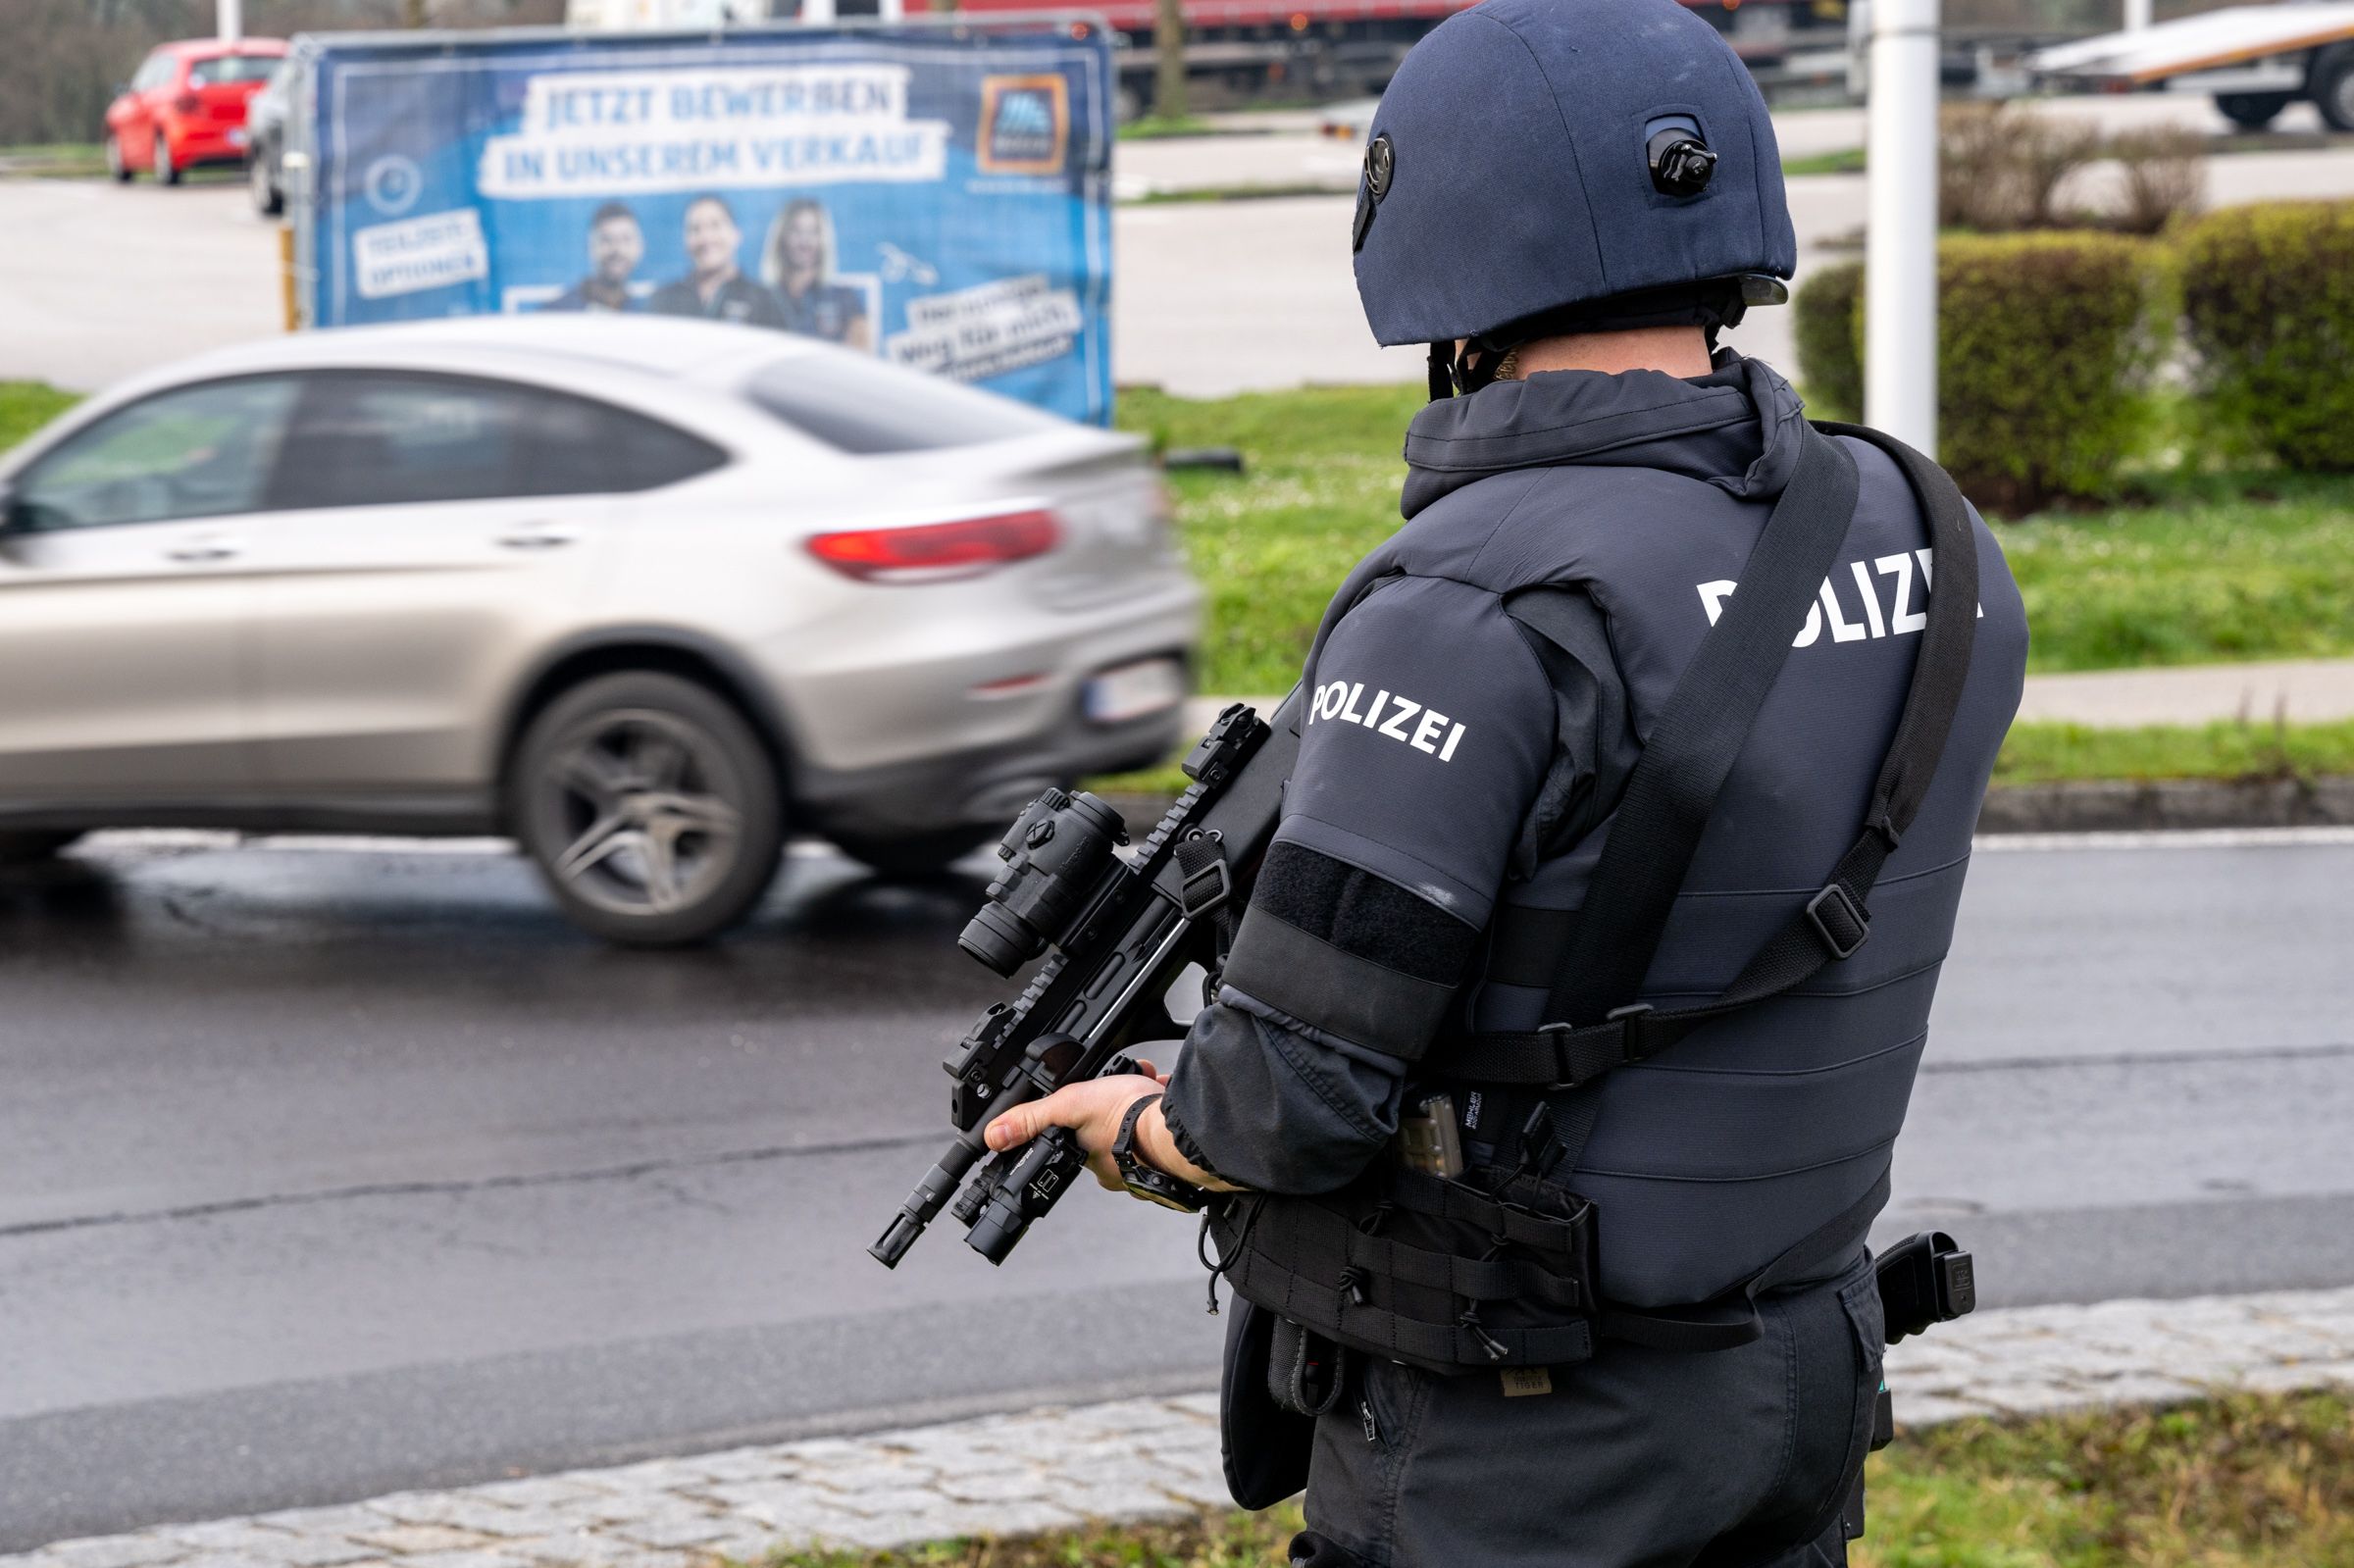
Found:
[2029,1,2354,128]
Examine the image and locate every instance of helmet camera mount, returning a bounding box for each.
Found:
[1646,126,1717,197]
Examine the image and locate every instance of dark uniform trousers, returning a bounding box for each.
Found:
[1292,1249,1885,1568]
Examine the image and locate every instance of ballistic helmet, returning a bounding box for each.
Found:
[1352,0,1797,392]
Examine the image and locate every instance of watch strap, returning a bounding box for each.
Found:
[1114,1092,1165,1159]
[1113,1092,1206,1212]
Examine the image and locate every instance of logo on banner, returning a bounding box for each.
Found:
[364,154,424,215]
[978,75,1068,175]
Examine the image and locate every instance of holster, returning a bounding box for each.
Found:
[1218,1296,1319,1508]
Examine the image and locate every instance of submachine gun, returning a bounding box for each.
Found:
[868,688,1301,1271]
[864,682,1978,1362]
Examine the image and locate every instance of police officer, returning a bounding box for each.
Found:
[986,1,2028,1562]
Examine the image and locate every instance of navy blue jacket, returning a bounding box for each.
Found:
[1161,354,2028,1305]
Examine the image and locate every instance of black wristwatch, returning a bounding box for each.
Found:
[1113,1092,1208,1212]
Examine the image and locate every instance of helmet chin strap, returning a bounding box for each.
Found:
[1427,342,1456,401]
[1426,340,1514,401]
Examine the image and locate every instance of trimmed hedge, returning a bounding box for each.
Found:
[2179,201,2354,472]
[1791,258,1865,423]
[1942,232,2162,512]
[1790,232,2162,513]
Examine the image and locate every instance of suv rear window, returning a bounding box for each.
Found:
[743,354,1063,455]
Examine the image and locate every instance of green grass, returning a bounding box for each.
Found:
[1994,716,2354,786]
[1089,717,2354,801]
[1783,146,1868,177]
[1117,383,1420,697]
[750,1391,2354,1567]
[0,381,77,451]
[1112,383,2354,691]
[2005,487,2354,674]
[0,142,108,178]
[1117,116,1221,140]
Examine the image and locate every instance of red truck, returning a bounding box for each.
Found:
[913,0,1829,112]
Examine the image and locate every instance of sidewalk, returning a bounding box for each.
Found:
[15,1284,2353,1568]
[1188,656,2354,740]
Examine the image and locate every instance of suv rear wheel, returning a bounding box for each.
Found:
[512,672,784,945]
[250,152,281,216]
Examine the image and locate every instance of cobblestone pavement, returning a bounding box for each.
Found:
[15,1285,2354,1568]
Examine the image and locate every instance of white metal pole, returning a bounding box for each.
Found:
[1865,0,1939,454]
[2124,0,2154,31]
[218,0,242,41]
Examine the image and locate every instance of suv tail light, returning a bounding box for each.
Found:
[806,509,1059,584]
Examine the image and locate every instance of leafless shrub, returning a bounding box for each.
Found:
[2106,126,2209,235]
[1940,101,2103,232]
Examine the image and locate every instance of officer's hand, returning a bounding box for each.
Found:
[983,1061,1168,1190]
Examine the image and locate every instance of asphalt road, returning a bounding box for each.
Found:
[3,826,2351,1547]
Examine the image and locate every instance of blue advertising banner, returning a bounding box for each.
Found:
[294,21,1113,422]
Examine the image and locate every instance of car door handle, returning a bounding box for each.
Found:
[495,525,581,551]
[165,536,241,563]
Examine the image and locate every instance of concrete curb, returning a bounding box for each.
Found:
[1974,774,2354,834]
[10,1285,2354,1567]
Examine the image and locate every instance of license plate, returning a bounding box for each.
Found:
[1082,657,1184,725]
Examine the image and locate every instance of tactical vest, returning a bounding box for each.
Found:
[1207,422,2027,1374]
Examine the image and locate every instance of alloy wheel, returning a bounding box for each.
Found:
[541,710,744,921]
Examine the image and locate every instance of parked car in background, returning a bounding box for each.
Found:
[104,37,287,186]
[0,318,1200,944]
[244,56,294,216]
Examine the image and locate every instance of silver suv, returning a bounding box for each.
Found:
[0,318,1200,943]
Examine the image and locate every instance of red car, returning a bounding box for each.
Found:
[103,37,287,185]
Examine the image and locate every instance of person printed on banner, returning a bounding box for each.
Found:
[764,197,872,350]
[540,202,645,313]
[649,194,788,329]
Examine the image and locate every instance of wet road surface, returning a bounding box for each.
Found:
[3,828,2351,1546]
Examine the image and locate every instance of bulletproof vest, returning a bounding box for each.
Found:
[1208,418,2028,1370]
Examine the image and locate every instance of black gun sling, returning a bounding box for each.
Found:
[1208,422,1980,1374]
